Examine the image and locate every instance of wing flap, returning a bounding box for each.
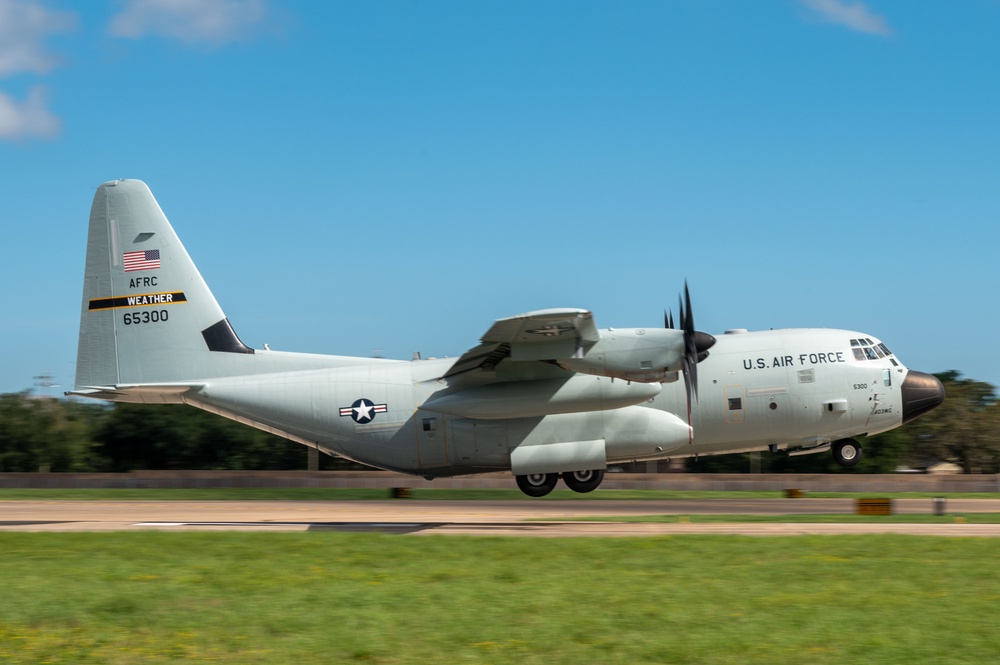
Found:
[442,342,511,378]
[481,308,598,345]
[445,308,597,378]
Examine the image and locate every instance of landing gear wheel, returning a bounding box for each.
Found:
[516,473,559,497]
[832,439,862,467]
[562,469,605,494]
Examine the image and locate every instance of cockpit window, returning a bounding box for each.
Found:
[850,338,893,362]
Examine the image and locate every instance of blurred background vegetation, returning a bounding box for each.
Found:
[0,372,996,474]
[0,393,356,472]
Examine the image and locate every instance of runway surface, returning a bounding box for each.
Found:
[3,498,1000,536]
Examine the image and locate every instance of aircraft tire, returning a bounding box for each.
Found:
[515,473,559,497]
[832,439,863,467]
[562,469,605,493]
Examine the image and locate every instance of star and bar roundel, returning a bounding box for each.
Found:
[339,398,388,424]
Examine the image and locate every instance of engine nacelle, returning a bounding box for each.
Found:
[557,328,686,383]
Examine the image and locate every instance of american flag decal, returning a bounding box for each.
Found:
[123,249,161,272]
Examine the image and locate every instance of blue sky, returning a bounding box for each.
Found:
[1,0,998,396]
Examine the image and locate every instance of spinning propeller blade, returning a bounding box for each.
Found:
[666,282,716,422]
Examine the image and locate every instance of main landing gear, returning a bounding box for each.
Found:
[832,438,863,467]
[515,470,605,497]
[562,469,604,493]
[515,473,559,497]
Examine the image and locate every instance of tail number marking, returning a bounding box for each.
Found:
[123,310,169,325]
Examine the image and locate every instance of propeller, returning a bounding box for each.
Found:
[665,282,716,426]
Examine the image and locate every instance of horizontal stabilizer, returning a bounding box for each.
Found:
[67,383,204,404]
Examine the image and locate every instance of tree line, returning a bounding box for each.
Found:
[0,396,352,472]
[0,371,996,474]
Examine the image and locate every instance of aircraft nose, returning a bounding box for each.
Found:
[901,371,945,424]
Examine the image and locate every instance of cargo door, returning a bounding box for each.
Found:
[415,410,448,470]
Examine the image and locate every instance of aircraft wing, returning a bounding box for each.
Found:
[444,308,598,378]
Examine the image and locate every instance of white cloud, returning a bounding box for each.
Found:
[799,0,892,36]
[0,0,76,76]
[109,0,269,44]
[0,86,60,140]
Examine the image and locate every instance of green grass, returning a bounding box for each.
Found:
[1,487,999,500]
[1,532,998,664]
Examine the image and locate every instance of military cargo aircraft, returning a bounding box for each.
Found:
[70,180,945,496]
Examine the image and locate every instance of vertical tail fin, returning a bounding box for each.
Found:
[74,179,252,390]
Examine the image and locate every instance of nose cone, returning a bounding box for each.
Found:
[901,371,945,424]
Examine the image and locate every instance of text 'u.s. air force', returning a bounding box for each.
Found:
[742,352,846,370]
